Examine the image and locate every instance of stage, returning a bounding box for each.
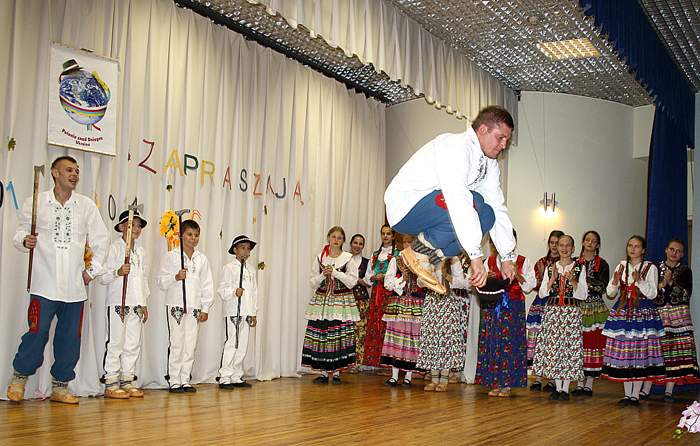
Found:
[2,373,698,445]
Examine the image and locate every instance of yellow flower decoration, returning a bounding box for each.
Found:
[160,210,180,247]
[257,261,266,271]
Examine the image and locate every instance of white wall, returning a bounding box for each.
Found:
[509,92,648,267]
[385,99,468,187]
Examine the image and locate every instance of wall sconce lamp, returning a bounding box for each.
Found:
[540,192,557,212]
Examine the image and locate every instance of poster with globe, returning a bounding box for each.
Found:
[48,42,118,156]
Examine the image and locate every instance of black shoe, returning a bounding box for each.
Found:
[558,391,570,401]
[618,397,631,406]
[530,382,542,391]
[581,387,593,397]
[183,385,196,393]
[664,393,675,403]
[628,397,640,406]
[313,375,329,384]
[169,386,185,394]
[332,376,341,384]
[639,391,650,400]
[384,378,398,387]
[232,382,253,388]
[542,382,555,392]
[548,391,560,400]
[571,387,584,396]
[401,379,412,388]
[218,383,236,390]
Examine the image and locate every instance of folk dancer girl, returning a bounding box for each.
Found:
[532,235,588,401]
[363,225,400,374]
[476,234,536,398]
[528,230,564,392]
[602,235,666,406]
[647,238,699,402]
[381,235,426,387]
[571,231,610,397]
[302,227,359,384]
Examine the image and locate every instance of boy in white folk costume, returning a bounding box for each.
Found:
[98,209,150,399]
[218,235,259,389]
[157,219,214,393]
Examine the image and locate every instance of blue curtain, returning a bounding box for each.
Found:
[580,0,695,262]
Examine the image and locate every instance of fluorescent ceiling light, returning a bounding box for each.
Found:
[536,38,601,61]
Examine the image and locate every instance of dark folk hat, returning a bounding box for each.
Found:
[476,276,512,302]
[228,234,256,254]
[114,210,148,232]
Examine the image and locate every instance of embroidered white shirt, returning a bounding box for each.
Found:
[157,248,215,312]
[218,258,258,317]
[384,127,516,261]
[98,238,150,307]
[13,190,109,303]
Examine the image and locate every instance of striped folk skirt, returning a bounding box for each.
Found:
[525,295,548,366]
[581,295,609,378]
[301,319,356,372]
[602,299,666,382]
[653,304,700,385]
[380,292,424,371]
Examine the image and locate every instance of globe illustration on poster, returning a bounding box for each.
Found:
[58,59,111,130]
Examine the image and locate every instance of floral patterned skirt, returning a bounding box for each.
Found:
[416,291,466,371]
[532,304,583,381]
[475,299,527,388]
[363,284,390,366]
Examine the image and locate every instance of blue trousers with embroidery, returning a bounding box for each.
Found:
[13,295,84,382]
[392,190,495,256]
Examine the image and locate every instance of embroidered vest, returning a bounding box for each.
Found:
[317,261,352,295]
[352,257,370,300]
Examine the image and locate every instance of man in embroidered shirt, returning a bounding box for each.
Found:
[7,156,109,404]
[384,105,517,291]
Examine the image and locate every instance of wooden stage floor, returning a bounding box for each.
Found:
[2,373,699,445]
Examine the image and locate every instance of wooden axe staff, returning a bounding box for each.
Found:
[120,203,144,321]
[235,253,249,348]
[27,164,44,292]
[174,209,190,312]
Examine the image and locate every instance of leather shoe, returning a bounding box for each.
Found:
[618,397,631,406]
[571,387,584,396]
[233,382,253,388]
[170,386,185,393]
[580,387,593,397]
[435,384,448,392]
[548,391,560,400]
[558,391,570,401]
[639,391,650,400]
[529,382,542,391]
[384,378,398,387]
[183,385,196,393]
[7,383,25,403]
[664,393,675,403]
[542,382,555,392]
[313,376,329,384]
[104,387,130,399]
[497,389,511,398]
[401,379,412,388]
[488,388,501,397]
[50,390,79,404]
[424,382,437,392]
[219,383,236,390]
[332,376,341,384]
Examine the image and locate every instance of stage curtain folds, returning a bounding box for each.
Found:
[0,0,386,396]
[258,0,517,122]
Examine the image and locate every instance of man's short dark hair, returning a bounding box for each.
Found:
[50,156,78,183]
[181,219,200,233]
[471,105,514,132]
